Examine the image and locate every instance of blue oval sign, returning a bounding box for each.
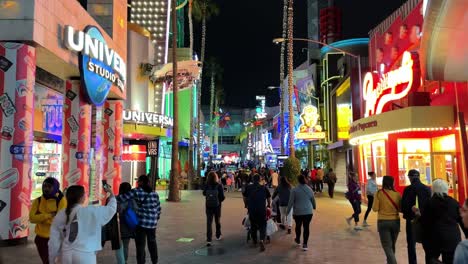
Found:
[64,26,126,106]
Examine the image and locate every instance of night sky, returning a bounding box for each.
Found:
[193,0,407,108]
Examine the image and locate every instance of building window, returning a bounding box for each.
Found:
[362,140,387,185]
[398,138,432,186]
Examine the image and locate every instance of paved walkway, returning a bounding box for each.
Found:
[0,190,425,264]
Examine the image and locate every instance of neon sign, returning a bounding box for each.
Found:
[295,105,326,140]
[363,51,421,117]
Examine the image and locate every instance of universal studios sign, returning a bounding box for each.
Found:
[64,26,126,105]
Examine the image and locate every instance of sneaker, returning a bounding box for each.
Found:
[259,241,266,252]
[346,217,352,226]
[287,228,291,234]
[216,235,223,241]
[354,225,363,231]
[294,238,301,246]
[302,244,308,251]
[206,241,212,247]
[362,221,370,227]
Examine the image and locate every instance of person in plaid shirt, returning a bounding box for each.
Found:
[118,175,161,264]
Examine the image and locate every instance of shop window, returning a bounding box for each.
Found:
[398,139,431,186]
[361,140,387,185]
[432,134,456,152]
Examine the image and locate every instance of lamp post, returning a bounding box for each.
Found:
[273,37,363,114]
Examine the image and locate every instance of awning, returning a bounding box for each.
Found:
[349,106,454,145]
[421,0,468,81]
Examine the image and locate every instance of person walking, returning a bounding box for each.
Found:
[316,167,324,193]
[346,172,363,230]
[271,169,279,189]
[117,175,162,264]
[287,175,316,251]
[48,185,116,263]
[310,167,317,193]
[117,182,136,263]
[454,199,468,264]
[203,171,225,246]
[414,179,468,264]
[101,190,125,264]
[29,177,66,264]
[243,174,271,252]
[363,172,378,227]
[272,176,292,234]
[326,168,337,198]
[372,176,402,264]
[401,169,431,264]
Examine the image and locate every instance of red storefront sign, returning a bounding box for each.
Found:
[363,51,421,117]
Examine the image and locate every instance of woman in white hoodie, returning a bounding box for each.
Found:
[48,185,116,264]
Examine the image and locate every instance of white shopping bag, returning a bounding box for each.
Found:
[266,218,278,236]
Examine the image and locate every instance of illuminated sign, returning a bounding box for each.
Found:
[363,51,421,117]
[255,95,267,120]
[349,121,378,134]
[295,105,326,140]
[64,26,126,105]
[123,110,173,128]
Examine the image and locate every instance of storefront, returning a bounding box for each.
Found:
[0,1,127,242]
[350,0,467,202]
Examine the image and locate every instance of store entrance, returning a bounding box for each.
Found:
[31,138,62,199]
[433,153,458,199]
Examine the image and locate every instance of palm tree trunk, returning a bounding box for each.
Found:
[188,0,194,59]
[280,0,287,155]
[209,71,215,154]
[196,0,207,180]
[214,95,219,146]
[287,0,295,158]
[168,0,181,201]
[187,0,195,190]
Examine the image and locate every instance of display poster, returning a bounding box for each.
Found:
[34,84,63,137]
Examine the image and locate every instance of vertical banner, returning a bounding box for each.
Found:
[102,100,123,194]
[0,43,35,240]
[91,106,104,204]
[62,80,91,194]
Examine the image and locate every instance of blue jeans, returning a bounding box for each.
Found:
[406,219,417,264]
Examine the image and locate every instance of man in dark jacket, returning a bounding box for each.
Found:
[243,174,271,252]
[401,169,431,264]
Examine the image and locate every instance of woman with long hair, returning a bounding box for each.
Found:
[272,176,292,233]
[203,171,225,246]
[363,171,378,226]
[118,175,161,264]
[117,182,134,263]
[372,176,401,264]
[287,175,316,251]
[49,184,116,263]
[415,179,468,263]
[346,172,363,230]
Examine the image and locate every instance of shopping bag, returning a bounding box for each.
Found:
[266,219,278,236]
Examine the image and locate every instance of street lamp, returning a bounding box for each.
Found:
[273,37,362,94]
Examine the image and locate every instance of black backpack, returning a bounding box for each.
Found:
[38,191,64,209]
[205,185,220,208]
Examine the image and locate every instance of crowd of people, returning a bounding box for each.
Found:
[27,165,468,264]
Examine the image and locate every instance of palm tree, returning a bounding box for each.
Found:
[287,0,295,158]
[192,0,219,176]
[168,0,181,202]
[280,0,288,154]
[206,58,223,151]
[213,85,224,147]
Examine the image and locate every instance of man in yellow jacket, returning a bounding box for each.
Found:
[29,177,66,264]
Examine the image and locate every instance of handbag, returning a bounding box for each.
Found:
[411,195,424,243]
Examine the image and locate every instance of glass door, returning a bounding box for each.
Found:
[433,153,457,199]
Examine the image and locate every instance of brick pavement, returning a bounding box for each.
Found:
[0,190,425,264]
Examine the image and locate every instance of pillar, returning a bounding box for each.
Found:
[62,80,92,194]
[0,43,35,242]
[91,106,104,204]
[102,100,123,194]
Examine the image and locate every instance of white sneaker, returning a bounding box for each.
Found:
[362,221,370,227]
[216,235,223,241]
[354,225,363,231]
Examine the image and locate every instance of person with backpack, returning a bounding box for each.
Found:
[372,176,402,264]
[29,177,66,264]
[117,175,161,264]
[203,171,225,246]
[117,182,136,263]
[48,184,116,263]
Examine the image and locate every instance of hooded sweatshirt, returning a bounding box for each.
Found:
[454,240,468,264]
